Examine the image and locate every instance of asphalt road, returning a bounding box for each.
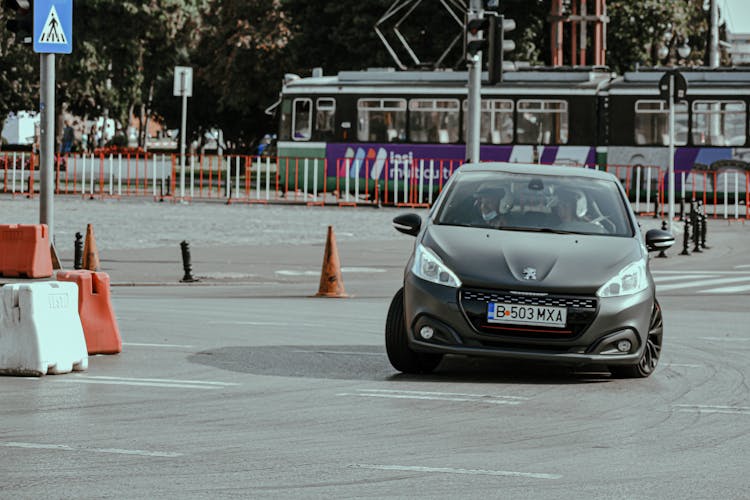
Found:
[1,199,749,498]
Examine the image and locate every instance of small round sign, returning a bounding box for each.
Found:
[659,70,688,103]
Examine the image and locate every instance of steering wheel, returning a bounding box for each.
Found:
[590,215,616,234]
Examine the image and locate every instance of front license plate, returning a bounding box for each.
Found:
[487,302,567,328]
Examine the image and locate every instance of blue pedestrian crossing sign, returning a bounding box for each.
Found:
[34,0,73,54]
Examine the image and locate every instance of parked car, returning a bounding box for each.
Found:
[386,162,674,378]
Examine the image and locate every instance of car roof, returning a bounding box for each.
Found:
[457,162,620,182]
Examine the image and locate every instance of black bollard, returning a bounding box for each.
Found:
[701,209,710,250]
[74,232,83,269]
[656,220,668,258]
[680,217,690,256]
[180,240,198,282]
[679,197,685,221]
[692,204,703,253]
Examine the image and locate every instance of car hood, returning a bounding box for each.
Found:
[422,225,644,294]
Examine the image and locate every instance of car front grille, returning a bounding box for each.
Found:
[459,288,598,339]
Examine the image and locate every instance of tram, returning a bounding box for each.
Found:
[275,66,750,205]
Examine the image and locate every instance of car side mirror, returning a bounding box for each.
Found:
[645,229,675,252]
[393,213,422,237]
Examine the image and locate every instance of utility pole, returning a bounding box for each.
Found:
[465,0,483,163]
[709,0,720,68]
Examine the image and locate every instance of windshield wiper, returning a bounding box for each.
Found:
[435,222,478,228]
[498,226,579,235]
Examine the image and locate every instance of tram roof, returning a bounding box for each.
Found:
[610,68,750,88]
[283,67,613,92]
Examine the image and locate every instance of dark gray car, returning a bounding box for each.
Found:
[386,162,674,378]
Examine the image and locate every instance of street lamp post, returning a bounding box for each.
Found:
[657,32,691,66]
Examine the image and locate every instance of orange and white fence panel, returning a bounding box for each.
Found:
[1,152,36,197]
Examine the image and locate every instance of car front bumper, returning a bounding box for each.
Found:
[403,272,655,366]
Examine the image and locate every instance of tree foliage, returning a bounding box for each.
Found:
[0,0,731,149]
[0,12,38,129]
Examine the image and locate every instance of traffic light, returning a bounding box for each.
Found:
[4,0,33,44]
[487,15,516,84]
[465,13,489,59]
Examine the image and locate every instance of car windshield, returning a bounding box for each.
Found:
[435,170,634,237]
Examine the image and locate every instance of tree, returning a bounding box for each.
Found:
[0,11,38,149]
[187,0,292,147]
[606,0,711,72]
[58,0,206,147]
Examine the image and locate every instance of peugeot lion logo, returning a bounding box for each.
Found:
[522,267,537,280]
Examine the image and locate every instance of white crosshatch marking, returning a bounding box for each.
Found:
[653,271,750,294]
[38,5,68,44]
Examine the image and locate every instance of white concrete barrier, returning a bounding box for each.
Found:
[0,282,88,376]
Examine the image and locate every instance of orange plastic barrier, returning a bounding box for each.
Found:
[0,224,53,278]
[56,270,122,355]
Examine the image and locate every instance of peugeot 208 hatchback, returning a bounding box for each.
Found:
[386,162,674,378]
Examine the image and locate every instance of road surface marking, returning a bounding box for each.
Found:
[653,270,750,275]
[275,270,319,277]
[361,389,529,399]
[79,376,239,386]
[703,284,750,293]
[337,389,525,405]
[656,276,750,291]
[50,375,239,390]
[123,342,194,348]
[292,350,385,356]
[700,337,750,342]
[673,404,750,416]
[275,267,385,276]
[0,442,181,458]
[652,274,711,283]
[350,464,561,480]
[216,320,331,327]
[666,363,703,368]
[734,265,750,269]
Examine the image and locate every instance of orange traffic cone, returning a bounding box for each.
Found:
[81,224,100,271]
[315,225,348,298]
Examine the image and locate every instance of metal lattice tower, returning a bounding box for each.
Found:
[375,0,468,70]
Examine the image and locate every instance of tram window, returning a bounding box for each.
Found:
[462,99,514,144]
[516,100,568,144]
[692,101,746,146]
[316,98,336,140]
[280,99,292,140]
[292,98,312,141]
[409,99,460,143]
[634,100,687,146]
[357,98,407,143]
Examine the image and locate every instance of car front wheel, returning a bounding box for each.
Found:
[609,300,663,379]
[385,288,443,374]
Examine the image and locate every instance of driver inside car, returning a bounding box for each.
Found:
[474,184,512,228]
[549,188,607,233]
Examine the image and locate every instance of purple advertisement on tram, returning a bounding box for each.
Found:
[325,144,597,182]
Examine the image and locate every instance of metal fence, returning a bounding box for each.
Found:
[2,151,748,219]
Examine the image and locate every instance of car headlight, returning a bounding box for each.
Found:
[597,260,649,298]
[411,244,462,288]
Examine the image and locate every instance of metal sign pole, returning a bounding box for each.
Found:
[668,74,675,233]
[467,52,481,163]
[180,71,187,199]
[466,0,482,163]
[39,53,55,237]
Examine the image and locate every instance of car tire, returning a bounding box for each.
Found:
[385,288,443,374]
[609,300,663,379]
